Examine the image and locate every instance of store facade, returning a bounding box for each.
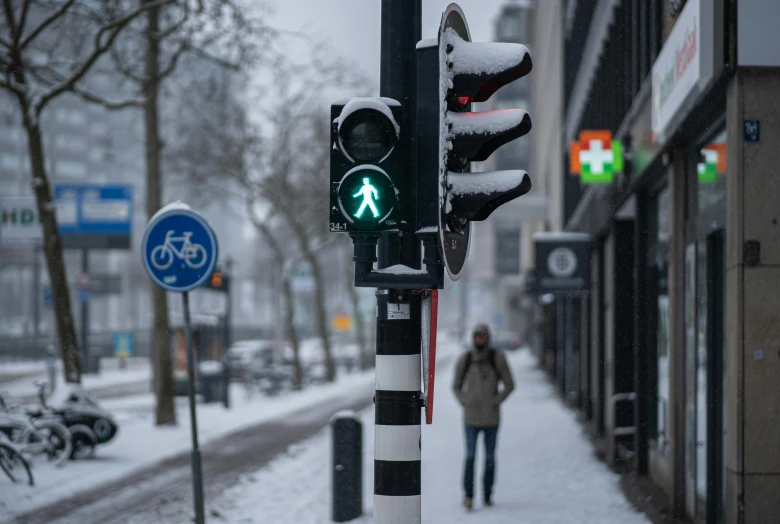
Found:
[527,0,780,522]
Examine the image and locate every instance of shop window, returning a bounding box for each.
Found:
[647,186,670,454]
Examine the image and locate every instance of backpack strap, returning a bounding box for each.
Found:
[487,349,498,377]
[460,350,500,383]
[456,352,473,391]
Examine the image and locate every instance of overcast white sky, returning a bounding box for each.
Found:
[268,0,509,84]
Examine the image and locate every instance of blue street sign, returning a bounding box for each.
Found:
[744,120,760,142]
[43,285,53,309]
[141,204,218,293]
[113,332,135,357]
[78,290,90,303]
[54,184,133,249]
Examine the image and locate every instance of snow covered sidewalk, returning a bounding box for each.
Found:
[160,348,650,523]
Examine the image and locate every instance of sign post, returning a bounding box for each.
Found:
[141,202,218,524]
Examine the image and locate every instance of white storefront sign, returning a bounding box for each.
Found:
[651,0,715,144]
[0,197,42,245]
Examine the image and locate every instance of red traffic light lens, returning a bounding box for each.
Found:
[457,96,470,107]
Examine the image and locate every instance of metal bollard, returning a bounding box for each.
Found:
[331,411,362,522]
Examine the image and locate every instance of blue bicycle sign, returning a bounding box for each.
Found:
[141,204,218,292]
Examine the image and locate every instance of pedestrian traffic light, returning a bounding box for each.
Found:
[329,98,405,234]
[417,4,533,279]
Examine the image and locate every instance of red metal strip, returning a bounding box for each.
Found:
[426,289,439,424]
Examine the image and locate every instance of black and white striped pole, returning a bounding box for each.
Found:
[374,291,422,523]
[374,1,423,523]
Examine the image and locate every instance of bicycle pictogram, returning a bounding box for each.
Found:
[150,230,208,270]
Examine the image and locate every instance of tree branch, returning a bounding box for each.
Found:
[72,85,143,110]
[155,6,190,41]
[181,39,241,71]
[19,0,76,50]
[109,44,146,84]
[35,0,173,114]
[0,77,27,99]
[156,40,188,81]
[1,0,19,45]
[14,0,31,47]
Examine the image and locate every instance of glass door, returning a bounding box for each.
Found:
[695,241,708,518]
[684,243,697,517]
[707,231,726,524]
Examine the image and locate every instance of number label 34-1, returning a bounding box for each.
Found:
[330,222,348,232]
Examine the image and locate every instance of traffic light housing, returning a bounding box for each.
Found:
[329,98,406,234]
[203,268,229,292]
[417,4,533,280]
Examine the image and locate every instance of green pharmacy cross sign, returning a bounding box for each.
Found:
[337,165,397,229]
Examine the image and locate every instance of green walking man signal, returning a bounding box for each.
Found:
[354,178,379,218]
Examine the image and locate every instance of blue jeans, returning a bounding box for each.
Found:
[463,425,498,499]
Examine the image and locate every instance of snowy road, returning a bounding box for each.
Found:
[96,348,650,524]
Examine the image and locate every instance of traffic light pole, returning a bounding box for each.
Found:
[80,248,90,373]
[375,2,422,523]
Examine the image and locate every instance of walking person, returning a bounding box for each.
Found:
[452,323,515,510]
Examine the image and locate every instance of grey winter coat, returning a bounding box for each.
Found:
[452,348,515,427]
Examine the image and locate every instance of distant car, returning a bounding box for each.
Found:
[296,336,361,382]
[227,340,293,384]
[298,338,328,383]
[492,331,523,351]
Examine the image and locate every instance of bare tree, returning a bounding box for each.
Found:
[244,207,305,389]
[242,48,369,383]
[76,0,267,424]
[0,0,173,384]
[171,39,371,384]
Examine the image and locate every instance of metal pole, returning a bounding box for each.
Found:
[555,295,565,393]
[379,0,420,271]
[375,2,422,523]
[33,247,41,339]
[80,248,90,372]
[182,291,205,524]
[375,291,422,524]
[459,269,469,340]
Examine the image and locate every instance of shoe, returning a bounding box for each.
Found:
[463,497,473,510]
[484,497,493,507]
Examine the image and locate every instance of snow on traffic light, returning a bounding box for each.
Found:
[417,3,533,280]
[329,98,405,234]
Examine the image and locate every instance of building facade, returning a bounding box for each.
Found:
[532,1,780,523]
[461,0,546,339]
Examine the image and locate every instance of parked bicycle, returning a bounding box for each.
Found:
[0,390,72,467]
[0,433,34,486]
[28,382,118,459]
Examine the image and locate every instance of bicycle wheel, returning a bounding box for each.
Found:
[0,442,34,486]
[30,420,72,467]
[150,244,173,270]
[69,424,97,460]
[184,243,207,269]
